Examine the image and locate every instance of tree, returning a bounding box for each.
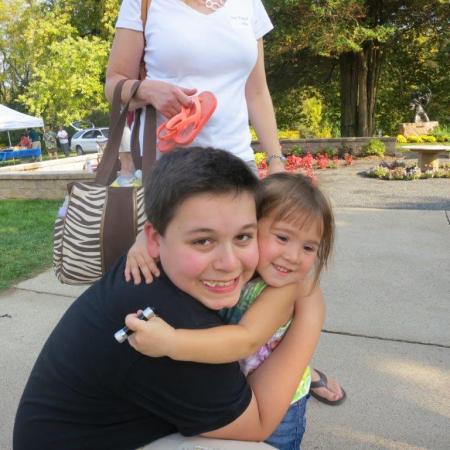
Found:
[265,0,449,136]
[19,36,110,125]
[0,0,119,125]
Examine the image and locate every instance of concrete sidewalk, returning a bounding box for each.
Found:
[1,165,449,449]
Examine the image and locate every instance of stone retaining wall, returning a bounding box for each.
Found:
[252,137,396,156]
[0,172,95,200]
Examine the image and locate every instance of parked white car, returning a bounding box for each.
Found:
[70,128,109,154]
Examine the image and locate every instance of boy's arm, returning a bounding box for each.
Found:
[126,282,297,362]
[203,282,325,441]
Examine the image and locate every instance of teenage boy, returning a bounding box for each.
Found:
[14,148,307,450]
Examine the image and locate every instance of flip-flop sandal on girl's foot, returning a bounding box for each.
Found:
[310,369,347,406]
[173,91,217,145]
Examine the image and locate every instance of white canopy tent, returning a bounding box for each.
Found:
[0,105,44,147]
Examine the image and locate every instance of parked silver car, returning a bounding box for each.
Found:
[70,128,109,154]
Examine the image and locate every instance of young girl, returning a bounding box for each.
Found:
[125,172,334,449]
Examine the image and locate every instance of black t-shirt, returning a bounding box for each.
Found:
[14,257,252,450]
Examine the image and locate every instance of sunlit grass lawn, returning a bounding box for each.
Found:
[0,200,60,291]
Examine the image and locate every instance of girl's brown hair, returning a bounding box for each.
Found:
[257,172,334,286]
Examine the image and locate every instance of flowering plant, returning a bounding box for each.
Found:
[367,161,450,180]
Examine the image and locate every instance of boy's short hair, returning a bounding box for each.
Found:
[145,147,260,235]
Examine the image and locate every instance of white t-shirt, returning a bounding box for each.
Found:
[116,0,273,162]
[57,130,69,144]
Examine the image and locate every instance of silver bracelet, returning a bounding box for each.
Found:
[267,154,286,165]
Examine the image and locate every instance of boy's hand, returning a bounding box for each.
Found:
[125,232,160,285]
[125,313,177,358]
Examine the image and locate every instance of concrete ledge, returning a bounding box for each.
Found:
[0,172,95,199]
[0,154,97,199]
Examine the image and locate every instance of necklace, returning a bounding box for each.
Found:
[204,0,226,11]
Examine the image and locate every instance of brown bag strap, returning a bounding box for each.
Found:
[131,0,155,179]
[141,0,151,25]
[95,80,141,185]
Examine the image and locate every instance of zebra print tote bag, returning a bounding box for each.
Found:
[53,80,156,284]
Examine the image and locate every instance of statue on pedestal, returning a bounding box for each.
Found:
[410,88,431,123]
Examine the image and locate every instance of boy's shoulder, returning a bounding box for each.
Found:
[95,257,222,329]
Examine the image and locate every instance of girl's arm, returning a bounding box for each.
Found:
[246,39,284,175]
[203,282,325,440]
[126,282,298,362]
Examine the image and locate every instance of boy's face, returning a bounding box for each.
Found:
[148,192,258,310]
[256,212,322,288]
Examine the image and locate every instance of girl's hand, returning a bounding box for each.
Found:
[125,233,160,285]
[137,79,197,118]
[125,313,176,358]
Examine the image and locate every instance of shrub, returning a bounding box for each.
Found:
[420,135,437,143]
[254,152,267,168]
[396,134,407,144]
[368,166,390,179]
[392,167,407,180]
[362,139,385,157]
[405,167,422,180]
[324,146,338,158]
[407,135,423,143]
[278,130,299,139]
[431,125,450,142]
[289,145,305,156]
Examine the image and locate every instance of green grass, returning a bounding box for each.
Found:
[0,199,60,291]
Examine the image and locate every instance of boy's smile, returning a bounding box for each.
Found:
[148,192,259,310]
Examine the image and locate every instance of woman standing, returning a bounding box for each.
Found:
[105,0,285,174]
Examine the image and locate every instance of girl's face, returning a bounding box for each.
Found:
[257,211,323,287]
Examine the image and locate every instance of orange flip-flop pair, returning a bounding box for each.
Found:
[157,91,217,153]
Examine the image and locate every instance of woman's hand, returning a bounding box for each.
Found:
[137,79,197,118]
[267,157,285,174]
[126,313,177,358]
[125,231,160,285]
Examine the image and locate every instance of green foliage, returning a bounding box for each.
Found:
[432,126,450,142]
[362,139,385,157]
[369,166,390,179]
[265,1,450,135]
[420,135,437,143]
[324,146,338,158]
[19,36,110,124]
[289,145,305,156]
[396,134,408,144]
[407,135,423,143]
[0,0,117,124]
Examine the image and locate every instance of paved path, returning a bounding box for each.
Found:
[1,157,449,449]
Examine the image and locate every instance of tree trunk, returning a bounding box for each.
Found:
[340,41,383,137]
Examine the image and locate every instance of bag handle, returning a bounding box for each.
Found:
[95,80,156,185]
[141,0,151,26]
[130,0,155,174]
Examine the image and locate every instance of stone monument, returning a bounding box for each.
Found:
[399,88,439,137]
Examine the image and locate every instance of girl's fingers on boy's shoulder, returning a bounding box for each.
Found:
[125,254,141,283]
[132,267,143,285]
[147,259,160,278]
